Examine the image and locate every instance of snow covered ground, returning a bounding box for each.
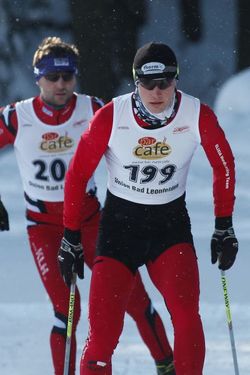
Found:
[0,71,250,374]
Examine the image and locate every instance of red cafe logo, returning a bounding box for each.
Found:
[40,132,74,153]
[133,136,171,160]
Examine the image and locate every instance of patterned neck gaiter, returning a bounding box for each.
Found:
[132,87,177,128]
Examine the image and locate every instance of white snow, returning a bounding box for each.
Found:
[0,70,250,374]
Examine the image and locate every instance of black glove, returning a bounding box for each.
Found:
[58,228,84,287]
[211,216,238,270]
[0,199,9,231]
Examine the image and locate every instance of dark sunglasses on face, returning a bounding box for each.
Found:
[44,72,75,82]
[138,77,174,90]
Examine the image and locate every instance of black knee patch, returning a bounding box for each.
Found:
[52,310,67,337]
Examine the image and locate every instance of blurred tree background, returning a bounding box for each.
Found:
[0,0,249,106]
[70,0,147,102]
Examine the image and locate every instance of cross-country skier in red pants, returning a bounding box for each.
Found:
[0,37,175,374]
[58,42,239,374]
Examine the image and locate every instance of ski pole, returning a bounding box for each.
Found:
[220,270,240,375]
[63,272,77,375]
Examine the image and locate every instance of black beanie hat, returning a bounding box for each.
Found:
[133,42,178,80]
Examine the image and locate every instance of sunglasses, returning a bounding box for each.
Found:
[44,72,75,82]
[138,77,174,90]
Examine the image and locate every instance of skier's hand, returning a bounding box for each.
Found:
[0,198,9,231]
[211,217,238,270]
[58,228,84,287]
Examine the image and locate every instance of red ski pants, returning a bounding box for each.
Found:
[80,243,205,375]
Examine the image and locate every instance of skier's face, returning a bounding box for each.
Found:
[137,78,176,113]
[37,72,76,107]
